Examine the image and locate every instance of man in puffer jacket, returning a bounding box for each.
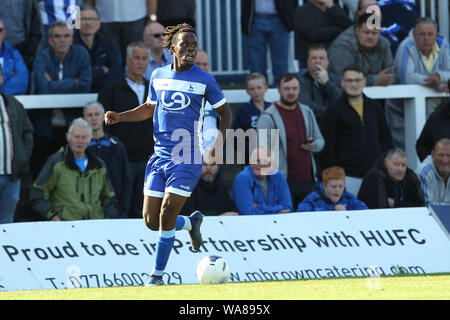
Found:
[31,118,119,221]
[297,166,368,212]
[357,148,425,209]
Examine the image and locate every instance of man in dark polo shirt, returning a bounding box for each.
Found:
[256,73,324,208]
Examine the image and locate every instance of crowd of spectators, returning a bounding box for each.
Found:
[0,0,449,225]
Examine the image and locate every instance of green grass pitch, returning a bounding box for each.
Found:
[1,275,449,300]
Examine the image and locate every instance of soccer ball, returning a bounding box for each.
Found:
[196,255,231,284]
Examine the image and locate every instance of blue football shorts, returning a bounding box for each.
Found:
[143,154,202,198]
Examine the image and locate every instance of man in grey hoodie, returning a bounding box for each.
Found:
[256,73,324,208]
[328,12,394,87]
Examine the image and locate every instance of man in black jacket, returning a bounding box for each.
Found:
[84,101,132,218]
[293,0,352,69]
[0,65,34,224]
[325,64,393,195]
[74,4,122,93]
[98,42,153,218]
[241,0,297,86]
[416,83,450,162]
[358,148,425,209]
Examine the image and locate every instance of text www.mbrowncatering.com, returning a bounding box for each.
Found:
[228,264,426,282]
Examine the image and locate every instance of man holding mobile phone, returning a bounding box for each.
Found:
[256,73,325,209]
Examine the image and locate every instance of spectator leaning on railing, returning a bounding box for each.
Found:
[29,21,92,179]
[387,17,450,149]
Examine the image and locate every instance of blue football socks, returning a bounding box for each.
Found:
[175,215,192,231]
[152,229,176,276]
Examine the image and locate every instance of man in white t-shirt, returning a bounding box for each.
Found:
[194,49,221,152]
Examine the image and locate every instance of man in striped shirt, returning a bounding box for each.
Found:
[416,138,450,205]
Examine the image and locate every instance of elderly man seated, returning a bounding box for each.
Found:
[31,118,119,221]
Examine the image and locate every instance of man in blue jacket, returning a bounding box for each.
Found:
[0,19,29,95]
[29,21,92,179]
[232,146,292,215]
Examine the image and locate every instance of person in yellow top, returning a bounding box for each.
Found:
[387,16,450,148]
[324,65,393,196]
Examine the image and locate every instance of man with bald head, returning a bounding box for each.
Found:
[194,49,221,152]
[83,101,131,217]
[142,21,173,81]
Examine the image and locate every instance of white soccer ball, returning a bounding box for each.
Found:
[196,255,231,284]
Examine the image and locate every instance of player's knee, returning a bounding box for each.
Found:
[144,219,159,231]
[143,213,159,231]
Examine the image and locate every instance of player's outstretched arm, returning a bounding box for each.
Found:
[104,101,155,126]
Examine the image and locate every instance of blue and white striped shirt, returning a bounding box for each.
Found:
[39,0,79,26]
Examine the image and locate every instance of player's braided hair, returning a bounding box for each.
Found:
[163,23,197,52]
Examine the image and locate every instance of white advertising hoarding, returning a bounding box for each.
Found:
[0,207,449,291]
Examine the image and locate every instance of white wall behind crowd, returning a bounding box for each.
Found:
[16,84,448,169]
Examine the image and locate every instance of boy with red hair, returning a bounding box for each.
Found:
[296,166,368,212]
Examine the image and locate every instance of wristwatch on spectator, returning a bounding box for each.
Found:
[149,14,157,22]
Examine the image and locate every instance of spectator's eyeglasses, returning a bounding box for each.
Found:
[343,78,364,84]
[81,18,99,22]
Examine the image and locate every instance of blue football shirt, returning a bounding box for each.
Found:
[148,64,226,161]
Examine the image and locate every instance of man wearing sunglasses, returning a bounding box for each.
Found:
[142,21,173,81]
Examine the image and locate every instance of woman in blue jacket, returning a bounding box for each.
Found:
[297,166,368,212]
[232,147,293,215]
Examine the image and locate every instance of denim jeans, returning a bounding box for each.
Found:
[247,13,290,86]
[0,176,21,224]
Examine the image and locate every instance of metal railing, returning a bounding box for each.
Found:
[195,0,449,80]
[16,84,448,170]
